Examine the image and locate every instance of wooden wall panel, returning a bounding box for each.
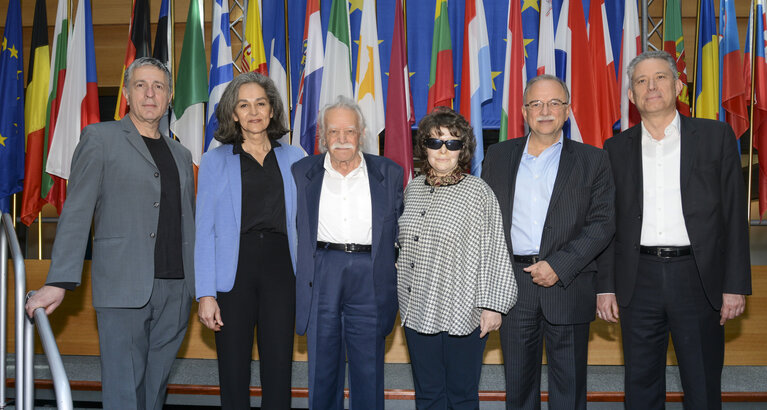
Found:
[6,260,767,366]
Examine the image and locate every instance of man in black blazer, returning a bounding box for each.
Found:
[482,75,615,409]
[598,50,751,409]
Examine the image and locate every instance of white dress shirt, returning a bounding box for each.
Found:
[317,152,373,244]
[640,112,691,246]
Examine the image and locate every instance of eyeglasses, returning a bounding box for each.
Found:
[426,138,464,151]
[326,128,359,138]
[523,99,569,111]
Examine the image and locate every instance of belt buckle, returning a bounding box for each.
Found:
[344,244,353,253]
[532,256,540,264]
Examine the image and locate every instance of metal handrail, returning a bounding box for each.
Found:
[1,213,72,409]
[26,292,73,410]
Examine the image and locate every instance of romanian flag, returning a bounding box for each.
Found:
[21,0,51,226]
[500,0,526,142]
[693,0,719,120]
[719,0,749,139]
[427,0,454,112]
[114,0,151,120]
[242,0,268,74]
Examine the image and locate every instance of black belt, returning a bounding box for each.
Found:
[317,241,372,253]
[639,245,691,258]
[513,254,540,264]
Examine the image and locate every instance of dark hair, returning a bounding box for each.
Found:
[214,72,289,144]
[415,107,476,173]
[124,57,172,94]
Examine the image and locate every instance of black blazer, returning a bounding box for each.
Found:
[482,136,615,325]
[600,115,752,309]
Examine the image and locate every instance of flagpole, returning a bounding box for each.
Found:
[11,195,16,229]
[692,0,701,118]
[283,0,292,121]
[748,0,757,224]
[37,212,42,259]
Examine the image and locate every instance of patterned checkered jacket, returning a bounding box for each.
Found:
[397,174,518,336]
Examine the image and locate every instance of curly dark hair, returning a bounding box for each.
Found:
[415,107,476,174]
[213,72,289,144]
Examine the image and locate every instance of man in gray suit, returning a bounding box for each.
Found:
[482,75,615,409]
[25,57,195,410]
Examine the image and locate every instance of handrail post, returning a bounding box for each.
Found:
[2,212,28,408]
[22,313,33,410]
[31,301,72,410]
[0,214,8,408]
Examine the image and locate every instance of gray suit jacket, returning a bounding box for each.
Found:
[46,117,196,308]
[482,136,615,324]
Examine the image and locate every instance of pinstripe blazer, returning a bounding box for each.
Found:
[482,136,615,325]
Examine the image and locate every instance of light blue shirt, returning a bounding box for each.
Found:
[511,136,563,255]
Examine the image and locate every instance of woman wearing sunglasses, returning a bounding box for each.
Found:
[397,107,518,409]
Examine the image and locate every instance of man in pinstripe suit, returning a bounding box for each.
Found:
[482,75,615,410]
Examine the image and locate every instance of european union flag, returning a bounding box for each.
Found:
[0,0,25,213]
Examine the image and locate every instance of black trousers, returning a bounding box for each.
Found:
[215,231,296,409]
[404,327,487,410]
[621,254,724,410]
[500,261,590,410]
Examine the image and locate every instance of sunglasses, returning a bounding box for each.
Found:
[426,138,464,151]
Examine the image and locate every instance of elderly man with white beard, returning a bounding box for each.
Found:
[291,97,404,409]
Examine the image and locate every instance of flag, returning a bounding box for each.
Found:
[460,0,492,175]
[171,0,208,166]
[619,0,640,131]
[500,0,526,142]
[521,0,540,82]
[153,0,173,136]
[242,0,268,74]
[319,0,354,144]
[663,0,691,116]
[20,0,50,225]
[40,0,69,213]
[205,0,234,152]
[537,0,556,75]
[0,0,24,213]
[355,0,385,155]
[114,0,151,121]
[384,0,415,186]
[557,0,601,145]
[752,0,767,217]
[292,0,323,154]
[745,0,754,107]
[693,0,719,120]
[46,0,100,181]
[719,0,749,139]
[588,0,620,146]
[263,0,290,144]
[427,0,454,112]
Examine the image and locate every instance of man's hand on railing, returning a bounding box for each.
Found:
[25,285,66,318]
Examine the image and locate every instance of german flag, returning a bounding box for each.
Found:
[20,0,50,226]
[114,0,152,120]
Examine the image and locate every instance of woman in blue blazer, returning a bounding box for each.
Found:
[195,72,304,409]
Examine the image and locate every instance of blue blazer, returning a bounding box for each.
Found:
[291,153,404,336]
[195,143,305,299]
